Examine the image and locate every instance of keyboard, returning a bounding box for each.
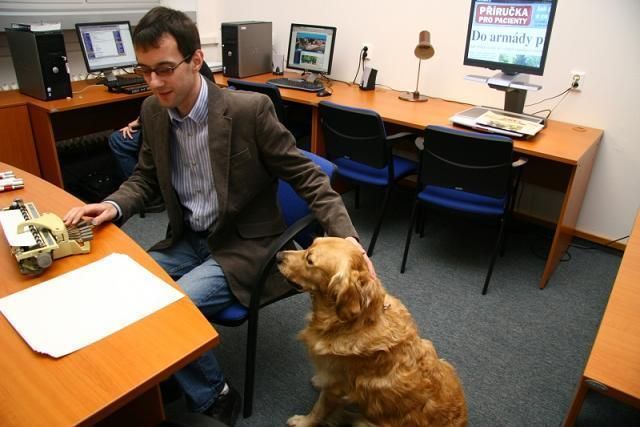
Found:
[103,74,145,89]
[267,77,324,92]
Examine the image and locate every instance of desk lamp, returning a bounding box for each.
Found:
[399,30,435,102]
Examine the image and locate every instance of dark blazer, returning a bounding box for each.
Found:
[107,79,357,306]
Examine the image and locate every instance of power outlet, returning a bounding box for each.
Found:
[362,43,372,62]
[570,71,586,91]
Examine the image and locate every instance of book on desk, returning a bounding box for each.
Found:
[450,106,545,139]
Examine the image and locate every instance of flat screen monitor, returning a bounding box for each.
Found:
[75,21,137,75]
[463,0,557,76]
[286,23,336,75]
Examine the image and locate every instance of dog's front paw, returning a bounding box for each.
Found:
[287,414,314,427]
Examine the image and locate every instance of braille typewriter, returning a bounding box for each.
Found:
[3,199,93,275]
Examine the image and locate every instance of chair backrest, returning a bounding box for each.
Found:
[227,78,286,124]
[421,125,513,198]
[318,101,389,169]
[277,150,335,247]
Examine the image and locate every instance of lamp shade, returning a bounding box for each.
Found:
[414,30,435,60]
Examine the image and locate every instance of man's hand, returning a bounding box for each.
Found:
[63,202,118,227]
[345,236,377,279]
[119,117,141,139]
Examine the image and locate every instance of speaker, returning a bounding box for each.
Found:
[360,66,377,91]
[6,28,72,101]
[272,54,284,75]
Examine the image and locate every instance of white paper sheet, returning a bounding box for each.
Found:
[0,209,36,247]
[0,253,184,358]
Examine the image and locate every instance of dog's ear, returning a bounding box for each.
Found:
[328,271,362,322]
[357,276,385,322]
[352,252,385,320]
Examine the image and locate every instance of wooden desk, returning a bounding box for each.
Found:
[0,163,218,426]
[563,212,640,425]
[218,73,603,289]
[0,74,602,289]
[0,81,149,189]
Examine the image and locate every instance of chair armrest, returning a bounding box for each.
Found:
[386,131,420,143]
[248,214,319,312]
[512,157,528,168]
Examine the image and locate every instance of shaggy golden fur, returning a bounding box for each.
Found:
[277,237,468,427]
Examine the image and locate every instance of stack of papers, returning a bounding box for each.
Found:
[0,253,184,358]
[476,110,544,137]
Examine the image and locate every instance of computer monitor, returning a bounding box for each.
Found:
[75,21,137,81]
[286,23,337,76]
[462,0,557,113]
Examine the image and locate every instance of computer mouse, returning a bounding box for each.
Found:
[316,88,332,97]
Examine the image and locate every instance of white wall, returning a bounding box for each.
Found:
[195,0,640,242]
[0,0,637,242]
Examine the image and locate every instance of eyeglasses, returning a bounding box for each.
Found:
[133,54,193,77]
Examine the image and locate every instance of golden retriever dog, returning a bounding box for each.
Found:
[277,237,467,427]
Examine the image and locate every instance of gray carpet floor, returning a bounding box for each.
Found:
[122,187,639,426]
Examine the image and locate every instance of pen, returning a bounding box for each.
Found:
[0,170,15,179]
[0,178,24,186]
[0,184,24,192]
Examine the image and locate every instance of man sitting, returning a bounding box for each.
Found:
[107,63,215,212]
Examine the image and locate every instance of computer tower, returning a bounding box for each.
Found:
[6,28,72,101]
[221,21,272,78]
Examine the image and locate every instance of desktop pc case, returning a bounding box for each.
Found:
[221,21,272,78]
[6,28,72,101]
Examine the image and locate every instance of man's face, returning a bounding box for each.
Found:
[135,34,202,116]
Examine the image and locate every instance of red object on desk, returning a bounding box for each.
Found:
[0,184,24,192]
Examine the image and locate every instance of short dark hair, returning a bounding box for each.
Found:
[133,7,201,60]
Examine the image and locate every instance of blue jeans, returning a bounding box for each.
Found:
[108,129,141,180]
[150,229,236,412]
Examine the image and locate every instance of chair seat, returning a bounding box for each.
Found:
[334,156,417,186]
[419,185,506,216]
[211,302,248,326]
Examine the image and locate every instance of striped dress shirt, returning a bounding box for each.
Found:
[167,76,218,232]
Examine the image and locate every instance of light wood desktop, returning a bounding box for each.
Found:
[0,162,219,426]
[563,211,640,425]
[219,72,604,290]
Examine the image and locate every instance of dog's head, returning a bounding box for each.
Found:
[277,237,384,322]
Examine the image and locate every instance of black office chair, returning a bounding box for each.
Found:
[400,125,527,294]
[226,78,310,148]
[227,78,286,123]
[208,150,336,418]
[318,101,418,256]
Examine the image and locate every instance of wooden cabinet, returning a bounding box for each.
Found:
[0,104,40,176]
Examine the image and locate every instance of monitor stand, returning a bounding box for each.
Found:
[465,72,541,114]
[302,71,320,83]
[102,70,118,85]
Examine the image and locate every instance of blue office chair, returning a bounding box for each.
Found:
[208,150,336,418]
[400,125,527,294]
[318,101,418,256]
